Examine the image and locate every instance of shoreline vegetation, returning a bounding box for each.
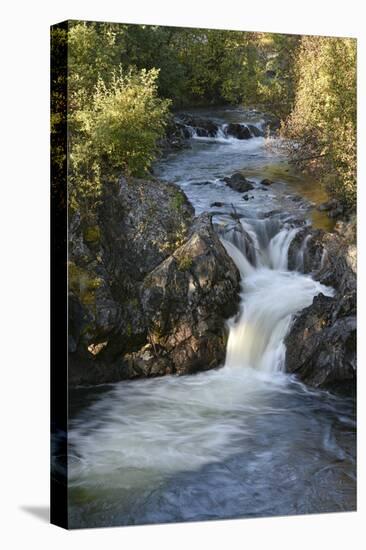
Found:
[52,21,356,215]
[51,21,356,393]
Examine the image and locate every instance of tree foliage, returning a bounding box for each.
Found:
[282,36,356,210]
[64,22,170,211]
[51,21,356,213]
[68,66,170,210]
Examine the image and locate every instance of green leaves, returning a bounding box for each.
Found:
[282,36,356,211]
[66,22,170,211]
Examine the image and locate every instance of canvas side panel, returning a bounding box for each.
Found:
[50,20,69,530]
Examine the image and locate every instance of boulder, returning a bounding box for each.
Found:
[285,226,356,393]
[318,199,338,212]
[158,116,191,152]
[68,178,240,385]
[261,178,275,186]
[175,114,219,137]
[140,214,240,375]
[223,172,255,192]
[224,123,251,139]
[318,199,344,219]
[246,124,263,137]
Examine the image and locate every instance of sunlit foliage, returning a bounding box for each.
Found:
[51,22,356,213]
[282,36,356,210]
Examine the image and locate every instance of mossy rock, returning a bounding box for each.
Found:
[83,225,101,244]
[177,254,193,271]
[68,261,103,305]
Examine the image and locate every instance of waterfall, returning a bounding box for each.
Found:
[221,220,334,373]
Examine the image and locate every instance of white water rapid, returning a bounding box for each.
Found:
[221,219,334,374]
[68,107,355,528]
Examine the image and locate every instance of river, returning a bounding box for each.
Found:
[68,107,356,528]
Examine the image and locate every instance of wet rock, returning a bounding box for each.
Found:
[318,199,338,212]
[318,199,344,219]
[261,178,275,186]
[140,214,240,375]
[210,201,224,207]
[224,123,251,140]
[68,178,240,385]
[246,124,263,137]
[285,225,356,392]
[223,172,255,193]
[158,116,192,152]
[175,114,219,137]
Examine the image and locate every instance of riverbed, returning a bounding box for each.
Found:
[68,107,356,528]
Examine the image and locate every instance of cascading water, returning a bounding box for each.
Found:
[68,106,355,528]
[220,219,333,373]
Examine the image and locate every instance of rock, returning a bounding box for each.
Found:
[210,201,224,207]
[285,294,356,392]
[175,114,219,137]
[318,199,344,219]
[328,206,344,218]
[318,199,338,212]
[223,172,255,192]
[246,124,263,137]
[285,225,356,393]
[243,195,249,201]
[158,116,191,152]
[141,214,240,375]
[224,123,252,139]
[288,228,325,273]
[261,178,275,186]
[68,178,240,385]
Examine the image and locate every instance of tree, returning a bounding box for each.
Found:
[282,36,356,211]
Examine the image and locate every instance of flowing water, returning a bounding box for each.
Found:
[68,107,356,528]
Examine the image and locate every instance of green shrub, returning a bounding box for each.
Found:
[68,68,170,210]
[282,36,356,211]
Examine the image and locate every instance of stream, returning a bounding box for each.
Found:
[68,107,356,528]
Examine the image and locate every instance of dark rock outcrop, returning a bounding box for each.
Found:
[246,124,263,137]
[68,177,240,385]
[158,116,191,152]
[140,214,240,375]
[285,225,356,392]
[223,172,255,193]
[224,123,251,140]
[175,114,219,137]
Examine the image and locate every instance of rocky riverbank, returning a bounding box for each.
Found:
[68,108,356,395]
[68,177,240,385]
[286,221,356,392]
